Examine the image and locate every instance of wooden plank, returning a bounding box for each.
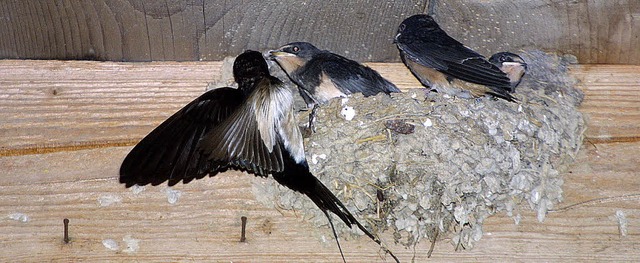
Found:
[433,0,640,65]
[571,65,640,143]
[2,60,639,156]
[0,60,222,155]
[0,139,638,261]
[0,0,424,62]
[0,60,639,261]
[1,1,640,64]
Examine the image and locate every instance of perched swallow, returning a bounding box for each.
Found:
[120,50,397,262]
[395,14,516,102]
[489,52,528,92]
[269,42,400,131]
[269,42,400,107]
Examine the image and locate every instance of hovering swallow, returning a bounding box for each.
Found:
[395,14,516,102]
[489,52,528,92]
[120,50,397,262]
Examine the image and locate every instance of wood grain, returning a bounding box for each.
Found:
[0,60,222,156]
[571,65,640,142]
[1,1,639,64]
[433,0,640,65]
[0,60,639,261]
[1,60,638,157]
[0,135,638,261]
[0,0,424,62]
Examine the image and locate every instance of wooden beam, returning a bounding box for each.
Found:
[1,143,638,262]
[1,60,639,261]
[0,60,222,156]
[0,1,639,64]
[1,60,639,156]
[571,65,640,143]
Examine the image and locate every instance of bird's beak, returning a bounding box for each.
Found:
[268,48,295,59]
[393,33,401,44]
[503,61,528,71]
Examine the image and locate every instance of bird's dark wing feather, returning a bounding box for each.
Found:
[317,53,400,96]
[119,87,245,187]
[198,82,286,177]
[398,33,511,89]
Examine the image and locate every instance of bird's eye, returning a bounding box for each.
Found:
[292,46,300,53]
[399,24,406,32]
[500,55,509,62]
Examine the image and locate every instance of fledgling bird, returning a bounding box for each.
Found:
[269,42,400,107]
[269,42,400,130]
[119,50,397,263]
[395,14,516,102]
[489,52,528,92]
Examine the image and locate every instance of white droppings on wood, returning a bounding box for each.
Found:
[131,185,145,195]
[616,210,628,237]
[98,194,122,207]
[102,239,119,251]
[7,213,29,223]
[122,235,140,253]
[163,188,182,204]
[513,214,522,225]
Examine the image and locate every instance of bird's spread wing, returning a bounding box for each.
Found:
[119,87,245,187]
[319,54,400,96]
[199,77,295,176]
[398,35,511,89]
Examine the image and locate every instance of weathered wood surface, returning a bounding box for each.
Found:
[1,0,639,64]
[0,60,223,156]
[1,60,638,156]
[1,60,639,262]
[434,0,640,65]
[571,65,640,142]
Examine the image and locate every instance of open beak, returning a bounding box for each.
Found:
[267,50,280,59]
[268,46,296,59]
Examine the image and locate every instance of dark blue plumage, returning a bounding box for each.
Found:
[270,42,400,107]
[395,14,516,101]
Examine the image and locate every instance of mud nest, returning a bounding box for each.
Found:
[251,50,585,250]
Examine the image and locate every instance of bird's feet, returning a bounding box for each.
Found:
[308,104,319,133]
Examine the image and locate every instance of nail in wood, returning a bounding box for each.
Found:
[240,216,247,242]
[63,218,70,243]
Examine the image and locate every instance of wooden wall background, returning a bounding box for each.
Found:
[1,60,639,262]
[0,0,638,64]
[1,0,640,261]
